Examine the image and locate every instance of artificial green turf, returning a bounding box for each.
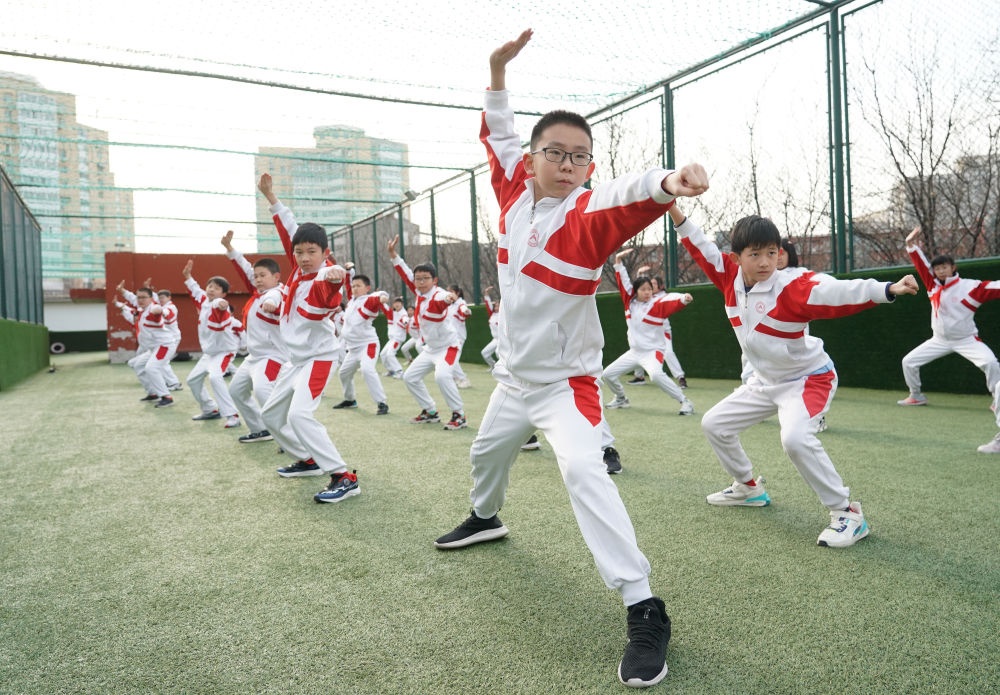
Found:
[2,353,998,694]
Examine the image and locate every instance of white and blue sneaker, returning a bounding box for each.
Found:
[817,502,869,548]
[706,476,771,506]
[313,470,360,503]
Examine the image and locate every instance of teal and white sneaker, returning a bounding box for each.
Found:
[706,476,771,507]
[817,502,870,548]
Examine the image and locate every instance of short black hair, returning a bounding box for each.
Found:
[254,258,280,274]
[730,215,781,254]
[136,287,153,298]
[353,274,372,288]
[413,263,437,279]
[530,110,593,151]
[291,222,329,251]
[392,296,405,306]
[931,254,956,268]
[207,276,230,294]
[781,240,799,268]
[156,289,171,298]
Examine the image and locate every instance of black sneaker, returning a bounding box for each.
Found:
[277,460,324,477]
[332,399,358,410]
[434,511,509,549]
[626,376,646,385]
[604,446,622,475]
[313,470,361,503]
[678,376,688,389]
[520,434,541,451]
[239,430,273,443]
[376,402,389,415]
[618,597,671,688]
[443,412,467,430]
[154,396,174,408]
[140,393,159,402]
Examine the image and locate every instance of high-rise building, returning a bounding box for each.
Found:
[0,71,134,297]
[254,125,411,253]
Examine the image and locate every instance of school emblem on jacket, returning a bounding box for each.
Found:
[755,301,767,314]
[527,229,540,247]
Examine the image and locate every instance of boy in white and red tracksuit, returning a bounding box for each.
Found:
[182,262,243,426]
[380,296,409,378]
[257,173,360,504]
[388,241,466,430]
[602,255,693,414]
[154,290,184,391]
[334,269,390,414]
[222,231,288,443]
[432,30,710,689]
[897,225,1000,408]
[115,286,171,404]
[673,203,917,549]
[448,286,473,388]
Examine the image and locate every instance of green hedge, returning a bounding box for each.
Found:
[462,258,1000,395]
[0,318,49,391]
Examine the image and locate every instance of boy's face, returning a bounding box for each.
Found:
[392,300,404,311]
[293,241,329,274]
[253,266,280,291]
[157,293,170,303]
[932,262,956,282]
[205,281,226,300]
[413,271,436,295]
[636,283,654,302]
[351,279,370,297]
[730,243,780,287]
[136,292,153,307]
[524,123,595,201]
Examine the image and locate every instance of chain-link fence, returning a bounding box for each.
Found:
[0,0,996,307]
[0,163,43,323]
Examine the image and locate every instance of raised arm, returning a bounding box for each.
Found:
[258,173,295,262]
[222,230,255,292]
[613,249,634,307]
[903,226,935,289]
[387,235,417,295]
[489,29,532,92]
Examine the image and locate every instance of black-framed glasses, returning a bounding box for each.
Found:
[530,147,594,166]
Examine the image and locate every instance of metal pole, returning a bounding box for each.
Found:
[827,7,849,272]
[662,86,677,288]
[430,189,438,268]
[469,173,480,304]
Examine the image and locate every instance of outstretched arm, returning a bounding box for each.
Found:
[889,274,919,296]
[490,29,532,92]
[257,173,278,206]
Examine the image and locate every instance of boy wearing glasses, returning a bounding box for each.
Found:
[433,29,709,688]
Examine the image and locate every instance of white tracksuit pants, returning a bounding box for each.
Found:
[901,335,1000,395]
[700,369,850,510]
[481,338,499,368]
[187,352,238,417]
[403,344,463,414]
[380,339,405,375]
[340,341,387,405]
[229,355,283,433]
[604,348,684,403]
[261,359,347,473]
[468,374,652,606]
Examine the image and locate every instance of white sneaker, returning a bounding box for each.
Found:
[706,476,771,506]
[897,393,928,406]
[977,433,1000,453]
[678,398,694,416]
[455,378,472,389]
[817,502,870,547]
[606,395,630,409]
[814,415,828,433]
[224,415,240,429]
